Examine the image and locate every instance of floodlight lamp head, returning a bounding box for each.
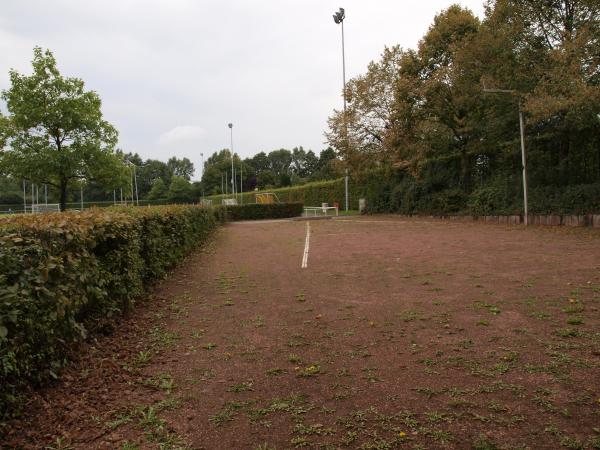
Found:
[228,123,233,128]
[333,14,340,24]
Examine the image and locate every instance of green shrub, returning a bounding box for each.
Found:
[225,202,303,221]
[0,205,223,419]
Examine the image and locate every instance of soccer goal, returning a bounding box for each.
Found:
[30,203,60,214]
[255,192,280,204]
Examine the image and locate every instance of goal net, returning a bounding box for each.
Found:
[255,192,280,204]
[31,203,60,214]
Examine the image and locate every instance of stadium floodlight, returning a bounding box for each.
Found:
[333,8,345,24]
[483,87,529,225]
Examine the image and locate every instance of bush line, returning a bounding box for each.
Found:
[0,202,304,419]
[0,205,229,419]
[224,202,303,221]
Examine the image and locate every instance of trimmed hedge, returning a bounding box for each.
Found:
[206,170,600,216]
[0,205,224,418]
[224,202,304,221]
[207,179,361,209]
[357,169,600,216]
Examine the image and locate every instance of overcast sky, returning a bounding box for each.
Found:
[0,0,485,180]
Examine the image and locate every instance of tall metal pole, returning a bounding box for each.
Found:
[519,102,528,226]
[133,165,139,206]
[23,181,26,213]
[334,8,349,197]
[131,169,134,205]
[200,152,205,201]
[483,88,529,226]
[341,19,346,115]
[345,169,349,211]
[229,123,234,198]
[240,163,243,205]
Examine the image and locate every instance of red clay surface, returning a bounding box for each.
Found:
[3,216,600,450]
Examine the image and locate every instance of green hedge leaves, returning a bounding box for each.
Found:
[224,202,303,221]
[0,205,224,418]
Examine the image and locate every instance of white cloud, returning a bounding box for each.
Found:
[158,126,206,146]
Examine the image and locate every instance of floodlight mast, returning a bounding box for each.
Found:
[483,87,529,225]
[228,123,235,198]
[332,8,347,115]
[333,7,350,211]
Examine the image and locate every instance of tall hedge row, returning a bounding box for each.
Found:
[207,179,361,209]
[215,171,600,216]
[225,202,303,221]
[0,205,225,418]
[356,169,600,216]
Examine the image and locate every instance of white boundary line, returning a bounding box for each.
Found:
[301,221,311,269]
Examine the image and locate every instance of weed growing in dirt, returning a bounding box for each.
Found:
[142,373,176,393]
[296,364,322,377]
[228,381,254,392]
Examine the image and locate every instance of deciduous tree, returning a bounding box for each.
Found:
[0,47,125,210]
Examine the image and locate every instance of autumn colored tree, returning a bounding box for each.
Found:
[326,1,600,214]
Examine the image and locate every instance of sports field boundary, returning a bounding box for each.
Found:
[356,213,600,228]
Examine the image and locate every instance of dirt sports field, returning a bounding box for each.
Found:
[4,216,600,450]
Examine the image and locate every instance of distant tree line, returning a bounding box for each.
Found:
[200,146,341,196]
[0,153,200,206]
[326,0,600,214]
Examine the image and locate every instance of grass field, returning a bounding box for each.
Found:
[5,216,600,449]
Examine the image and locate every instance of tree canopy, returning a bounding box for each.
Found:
[326,0,600,211]
[0,47,126,210]
[200,147,342,195]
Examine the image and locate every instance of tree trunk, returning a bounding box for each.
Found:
[59,179,68,212]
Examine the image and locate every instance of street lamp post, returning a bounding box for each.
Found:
[228,123,235,199]
[483,88,529,225]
